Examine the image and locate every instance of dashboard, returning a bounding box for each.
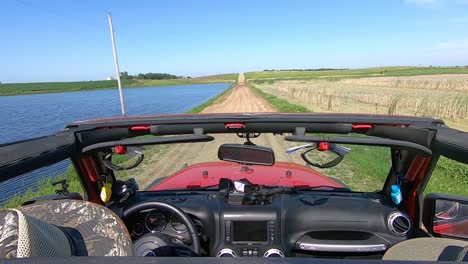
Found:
[120,191,413,258]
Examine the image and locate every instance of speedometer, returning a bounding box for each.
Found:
[145,211,166,232]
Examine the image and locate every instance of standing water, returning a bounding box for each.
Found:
[0,83,230,204]
[0,83,230,143]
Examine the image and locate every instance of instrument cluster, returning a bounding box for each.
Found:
[130,209,204,240]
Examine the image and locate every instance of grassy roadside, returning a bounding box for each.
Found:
[425,157,468,196]
[249,82,311,112]
[1,80,236,208]
[247,82,468,196]
[1,167,82,208]
[0,73,237,96]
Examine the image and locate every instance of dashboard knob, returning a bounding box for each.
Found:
[216,248,237,257]
[263,249,285,258]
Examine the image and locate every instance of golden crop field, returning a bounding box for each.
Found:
[254,74,468,131]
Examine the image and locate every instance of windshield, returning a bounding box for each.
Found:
[113,133,390,192]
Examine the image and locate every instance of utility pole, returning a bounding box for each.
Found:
[108,13,126,116]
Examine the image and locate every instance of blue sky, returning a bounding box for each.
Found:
[1,0,468,83]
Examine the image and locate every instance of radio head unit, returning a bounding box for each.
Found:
[225,220,275,245]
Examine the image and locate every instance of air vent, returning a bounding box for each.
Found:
[387,212,411,235]
[216,248,237,257]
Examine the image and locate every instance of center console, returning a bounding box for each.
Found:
[216,208,284,257]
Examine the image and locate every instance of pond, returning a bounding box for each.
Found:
[0,83,230,144]
[0,83,230,204]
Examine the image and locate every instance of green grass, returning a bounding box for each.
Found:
[0,73,238,96]
[197,73,239,81]
[339,145,390,192]
[425,157,468,197]
[246,66,468,81]
[2,167,83,208]
[299,132,391,192]
[249,83,311,112]
[0,80,127,95]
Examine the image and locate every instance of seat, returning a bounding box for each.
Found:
[383,237,468,261]
[0,199,133,258]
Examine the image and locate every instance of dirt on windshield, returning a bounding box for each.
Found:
[133,73,306,189]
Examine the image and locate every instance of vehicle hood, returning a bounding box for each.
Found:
[148,161,345,191]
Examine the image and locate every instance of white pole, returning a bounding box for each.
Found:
[108,13,126,116]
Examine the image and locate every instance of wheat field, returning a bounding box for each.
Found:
[256,74,468,131]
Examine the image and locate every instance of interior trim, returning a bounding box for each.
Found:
[298,242,387,253]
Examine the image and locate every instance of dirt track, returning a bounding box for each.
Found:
[203,73,275,113]
[137,73,303,188]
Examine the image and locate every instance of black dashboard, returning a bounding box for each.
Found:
[120,191,412,258]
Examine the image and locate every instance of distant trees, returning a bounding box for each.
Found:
[120,71,179,80]
[120,71,131,79]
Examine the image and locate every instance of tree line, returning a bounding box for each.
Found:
[120,72,189,80]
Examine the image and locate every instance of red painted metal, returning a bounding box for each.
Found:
[225,123,245,129]
[317,142,329,151]
[352,124,373,129]
[404,156,428,182]
[115,145,127,155]
[130,126,150,131]
[404,157,432,220]
[433,219,468,237]
[78,157,101,203]
[149,161,344,191]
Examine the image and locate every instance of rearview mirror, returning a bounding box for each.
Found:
[423,193,468,239]
[218,144,275,166]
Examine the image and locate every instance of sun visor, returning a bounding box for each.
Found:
[0,131,78,181]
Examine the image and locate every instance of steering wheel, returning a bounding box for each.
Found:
[123,201,201,256]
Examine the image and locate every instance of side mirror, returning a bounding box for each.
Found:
[423,193,468,239]
[218,144,275,166]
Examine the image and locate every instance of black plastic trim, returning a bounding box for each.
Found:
[0,131,77,181]
[285,135,432,156]
[82,135,214,153]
